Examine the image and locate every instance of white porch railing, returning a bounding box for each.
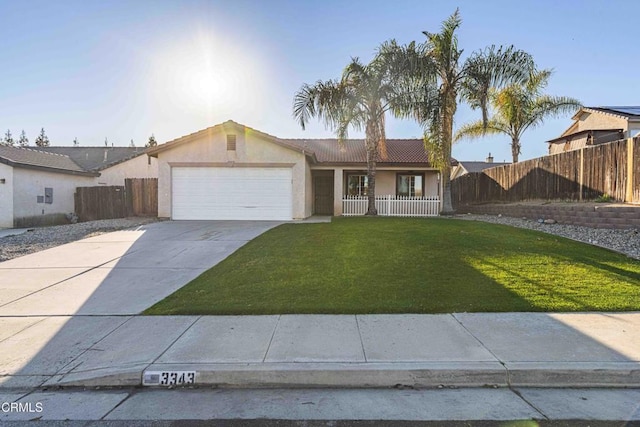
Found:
[342,195,440,217]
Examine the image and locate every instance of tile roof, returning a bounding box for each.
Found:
[0,146,98,176]
[30,147,147,171]
[458,161,509,173]
[281,138,430,164]
[147,120,432,165]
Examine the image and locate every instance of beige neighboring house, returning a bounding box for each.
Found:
[147,120,441,221]
[450,154,509,180]
[548,106,640,155]
[0,146,157,228]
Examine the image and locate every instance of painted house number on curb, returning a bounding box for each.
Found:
[143,371,196,386]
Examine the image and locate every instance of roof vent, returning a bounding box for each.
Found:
[226,134,236,151]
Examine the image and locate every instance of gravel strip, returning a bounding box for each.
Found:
[0,217,159,262]
[456,214,640,260]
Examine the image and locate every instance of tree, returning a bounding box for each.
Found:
[18,130,28,147]
[394,9,534,214]
[455,69,581,162]
[294,54,408,215]
[146,134,157,148]
[34,128,50,147]
[3,129,14,146]
[73,137,79,147]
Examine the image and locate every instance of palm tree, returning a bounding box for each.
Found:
[396,9,534,214]
[455,69,581,162]
[293,54,406,215]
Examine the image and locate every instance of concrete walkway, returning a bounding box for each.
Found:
[0,313,638,389]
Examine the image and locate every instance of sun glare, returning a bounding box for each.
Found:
[151,28,265,121]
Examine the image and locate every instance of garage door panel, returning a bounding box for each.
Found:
[171,167,292,220]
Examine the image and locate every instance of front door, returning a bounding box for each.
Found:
[313,172,334,215]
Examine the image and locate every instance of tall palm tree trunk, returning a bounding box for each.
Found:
[365,138,378,216]
[511,138,520,163]
[440,91,456,215]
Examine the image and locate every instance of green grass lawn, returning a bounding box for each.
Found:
[145,217,640,315]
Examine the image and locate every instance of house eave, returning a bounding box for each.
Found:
[147,120,315,160]
[0,158,100,177]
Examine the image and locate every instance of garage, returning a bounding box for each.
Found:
[171,167,292,220]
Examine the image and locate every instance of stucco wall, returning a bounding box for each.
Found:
[549,135,589,155]
[13,169,94,224]
[156,128,308,219]
[0,163,14,228]
[340,169,439,197]
[578,112,627,132]
[96,154,158,186]
[304,162,313,217]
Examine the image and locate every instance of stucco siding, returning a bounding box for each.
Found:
[424,172,439,197]
[549,135,589,155]
[304,162,313,217]
[0,163,14,228]
[12,169,94,224]
[578,113,627,132]
[156,129,308,219]
[97,155,158,186]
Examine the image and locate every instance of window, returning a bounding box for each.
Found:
[397,174,423,197]
[347,174,368,196]
[226,134,236,151]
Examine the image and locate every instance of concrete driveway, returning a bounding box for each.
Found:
[0,220,281,315]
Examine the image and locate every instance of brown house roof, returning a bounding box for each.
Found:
[281,138,430,165]
[0,146,99,176]
[147,120,432,166]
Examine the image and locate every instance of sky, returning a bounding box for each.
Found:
[0,0,638,163]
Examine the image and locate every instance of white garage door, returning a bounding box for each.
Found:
[172,167,292,220]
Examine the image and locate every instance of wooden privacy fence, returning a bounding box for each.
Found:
[343,195,440,217]
[75,178,158,222]
[452,137,639,207]
[125,178,158,217]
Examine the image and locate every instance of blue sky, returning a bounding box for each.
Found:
[0,0,638,162]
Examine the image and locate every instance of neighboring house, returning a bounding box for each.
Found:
[31,147,158,185]
[0,146,98,228]
[548,106,640,155]
[450,154,509,180]
[147,120,440,221]
[0,146,157,228]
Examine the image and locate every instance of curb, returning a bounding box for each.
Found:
[23,361,640,389]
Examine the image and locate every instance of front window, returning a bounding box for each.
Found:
[347,174,368,196]
[397,174,423,197]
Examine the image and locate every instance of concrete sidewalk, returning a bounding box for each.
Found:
[1,313,638,389]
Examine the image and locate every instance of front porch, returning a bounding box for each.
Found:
[342,195,440,217]
[312,168,442,217]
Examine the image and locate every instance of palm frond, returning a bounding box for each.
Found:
[454,118,510,143]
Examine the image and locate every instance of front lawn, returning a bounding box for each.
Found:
[145,217,640,315]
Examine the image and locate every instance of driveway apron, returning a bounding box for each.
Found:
[0,220,281,316]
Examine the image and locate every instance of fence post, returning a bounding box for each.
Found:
[627,138,634,203]
[579,148,584,201]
